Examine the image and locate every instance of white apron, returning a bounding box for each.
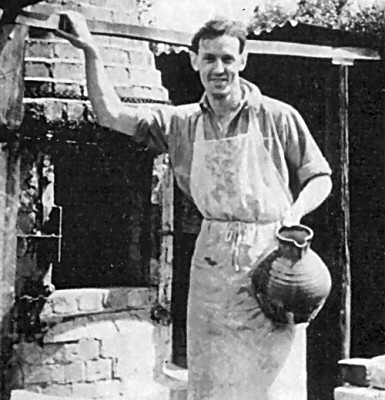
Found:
[186,109,307,400]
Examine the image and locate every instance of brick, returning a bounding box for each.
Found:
[128,50,153,67]
[93,380,124,398]
[40,384,73,397]
[50,293,78,315]
[52,62,85,82]
[100,47,129,64]
[85,359,113,381]
[65,361,86,383]
[24,364,65,385]
[13,343,43,364]
[26,41,54,58]
[85,319,117,339]
[25,62,50,78]
[114,86,136,99]
[100,335,128,358]
[43,318,88,343]
[111,320,156,379]
[66,101,86,121]
[25,81,53,98]
[105,65,130,84]
[77,289,105,312]
[109,37,146,50]
[71,382,98,398]
[103,288,153,310]
[53,82,83,98]
[94,36,111,46]
[334,386,385,400]
[63,339,100,362]
[40,343,67,365]
[53,42,84,60]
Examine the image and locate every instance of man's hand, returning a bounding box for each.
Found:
[54,11,97,53]
[282,207,302,227]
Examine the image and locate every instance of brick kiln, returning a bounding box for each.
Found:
[7,1,185,399]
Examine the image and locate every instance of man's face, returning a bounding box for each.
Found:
[190,34,247,100]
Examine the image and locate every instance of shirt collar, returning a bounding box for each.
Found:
[199,78,262,112]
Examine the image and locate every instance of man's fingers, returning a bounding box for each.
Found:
[54,29,85,50]
[58,14,73,34]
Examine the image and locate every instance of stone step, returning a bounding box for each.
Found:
[335,385,385,400]
[339,356,385,389]
[11,390,87,400]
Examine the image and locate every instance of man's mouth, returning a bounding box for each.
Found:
[210,77,228,85]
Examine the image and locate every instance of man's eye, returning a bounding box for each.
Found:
[223,57,234,64]
[204,56,215,62]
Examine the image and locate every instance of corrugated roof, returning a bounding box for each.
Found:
[248,19,380,50]
[152,19,381,57]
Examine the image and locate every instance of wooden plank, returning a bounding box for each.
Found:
[13,8,381,61]
[339,64,351,360]
[246,40,380,61]
[88,20,380,61]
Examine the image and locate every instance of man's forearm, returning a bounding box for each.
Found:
[284,175,332,225]
[84,46,125,129]
[55,11,145,136]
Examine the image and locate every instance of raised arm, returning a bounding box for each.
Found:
[55,11,150,135]
[280,105,333,226]
[282,175,332,226]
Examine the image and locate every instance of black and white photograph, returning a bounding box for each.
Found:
[0,0,384,399]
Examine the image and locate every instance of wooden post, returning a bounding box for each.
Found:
[0,23,27,400]
[158,153,174,309]
[339,63,351,360]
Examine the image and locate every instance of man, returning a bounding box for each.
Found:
[56,12,332,400]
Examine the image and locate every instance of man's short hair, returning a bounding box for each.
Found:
[190,18,247,54]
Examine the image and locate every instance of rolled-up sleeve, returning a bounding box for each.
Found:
[283,106,331,188]
[132,105,174,155]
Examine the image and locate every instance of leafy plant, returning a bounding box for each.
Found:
[136,0,154,25]
[249,0,385,41]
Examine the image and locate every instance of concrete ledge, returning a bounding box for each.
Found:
[11,390,87,400]
[339,356,385,390]
[40,287,156,320]
[335,386,385,400]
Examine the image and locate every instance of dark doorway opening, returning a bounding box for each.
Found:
[52,134,153,289]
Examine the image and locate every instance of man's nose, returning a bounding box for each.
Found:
[212,59,225,73]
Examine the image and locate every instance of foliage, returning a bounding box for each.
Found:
[340,3,385,36]
[249,0,385,40]
[136,0,154,25]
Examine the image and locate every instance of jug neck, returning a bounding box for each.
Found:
[277,224,314,260]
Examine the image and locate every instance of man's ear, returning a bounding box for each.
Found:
[239,51,248,71]
[189,51,199,72]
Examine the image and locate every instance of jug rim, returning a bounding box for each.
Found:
[276,224,314,248]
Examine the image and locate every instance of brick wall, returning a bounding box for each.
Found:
[9,1,182,399]
[11,288,187,400]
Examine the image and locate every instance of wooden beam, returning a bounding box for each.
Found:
[339,64,351,360]
[13,9,381,62]
[88,19,381,61]
[246,40,380,61]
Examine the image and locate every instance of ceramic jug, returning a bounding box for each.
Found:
[251,224,332,324]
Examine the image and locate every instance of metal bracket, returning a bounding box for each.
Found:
[17,205,63,263]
